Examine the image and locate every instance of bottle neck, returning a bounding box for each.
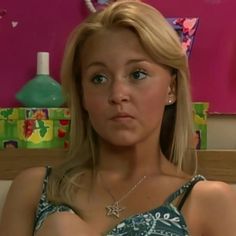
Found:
[37,52,49,75]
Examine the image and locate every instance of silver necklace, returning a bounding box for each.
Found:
[99,173,147,218]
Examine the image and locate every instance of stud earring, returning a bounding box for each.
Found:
[168,99,172,104]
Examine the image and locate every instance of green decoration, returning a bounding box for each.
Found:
[16,52,65,107]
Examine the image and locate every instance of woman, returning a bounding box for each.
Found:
[1,1,236,235]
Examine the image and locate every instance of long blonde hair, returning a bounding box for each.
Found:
[47,0,196,204]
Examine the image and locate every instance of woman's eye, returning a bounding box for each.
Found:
[91,74,107,84]
[131,70,147,80]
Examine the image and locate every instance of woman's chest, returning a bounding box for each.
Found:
[71,176,203,235]
[71,193,200,235]
[75,202,193,235]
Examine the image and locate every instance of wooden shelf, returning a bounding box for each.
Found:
[197,149,236,183]
[0,149,236,183]
[0,149,66,180]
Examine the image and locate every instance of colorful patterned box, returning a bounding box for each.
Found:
[0,108,70,149]
[193,102,209,149]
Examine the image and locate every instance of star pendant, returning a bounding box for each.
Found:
[105,202,125,218]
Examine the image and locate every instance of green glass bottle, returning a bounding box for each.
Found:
[16,52,65,107]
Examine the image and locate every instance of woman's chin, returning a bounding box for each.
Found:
[101,135,142,147]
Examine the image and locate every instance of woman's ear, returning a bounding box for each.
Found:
[166,75,177,105]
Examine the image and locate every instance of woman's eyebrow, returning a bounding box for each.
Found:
[84,58,151,71]
[126,59,150,65]
[85,61,106,70]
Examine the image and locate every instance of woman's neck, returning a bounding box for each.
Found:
[96,139,164,178]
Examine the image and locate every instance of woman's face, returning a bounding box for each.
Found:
[80,28,175,147]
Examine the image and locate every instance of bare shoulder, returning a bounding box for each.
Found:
[7,166,47,204]
[192,179,236,203]
[0,167,47,235]
[7,166,48,211]
[12,166,47,188]
[190,179,236,235]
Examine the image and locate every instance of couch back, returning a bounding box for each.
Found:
[0,181,12,222]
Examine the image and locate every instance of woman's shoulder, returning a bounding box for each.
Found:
[191,179,236,202]
[19,165,48,179]
[14,166,47,181]
[12,166,48,194]
[0,167,48,235]
[6,166,48,210]
[186,178,236,210]
[8,167,49,210]
[190,179,236,234]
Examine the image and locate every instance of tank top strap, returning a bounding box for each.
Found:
[42,166,52,194]
[164,174,205,210]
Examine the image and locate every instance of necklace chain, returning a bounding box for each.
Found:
[99,172,147,218]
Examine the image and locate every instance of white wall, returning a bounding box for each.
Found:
[207,115,236,149]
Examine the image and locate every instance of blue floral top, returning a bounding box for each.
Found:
[34,167,205,235]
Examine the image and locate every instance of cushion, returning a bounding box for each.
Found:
[0,181,12,222]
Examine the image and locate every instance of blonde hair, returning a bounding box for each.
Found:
[47,0,196,204]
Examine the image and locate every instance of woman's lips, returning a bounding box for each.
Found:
[110,113,134,121]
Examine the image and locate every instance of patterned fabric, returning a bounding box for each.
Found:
[106,175,205,236]
[34,167,205,235]
[34,167,75,232]
[106,205,187,236]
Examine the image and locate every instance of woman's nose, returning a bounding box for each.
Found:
[108,80,130,105]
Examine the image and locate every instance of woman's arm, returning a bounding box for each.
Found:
[0,167,46,236]
[194,180,236,236]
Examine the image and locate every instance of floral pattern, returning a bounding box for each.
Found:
[106,205,188,236]
[167,18,199,56]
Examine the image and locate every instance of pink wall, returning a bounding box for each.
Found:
[1,0,236,113]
